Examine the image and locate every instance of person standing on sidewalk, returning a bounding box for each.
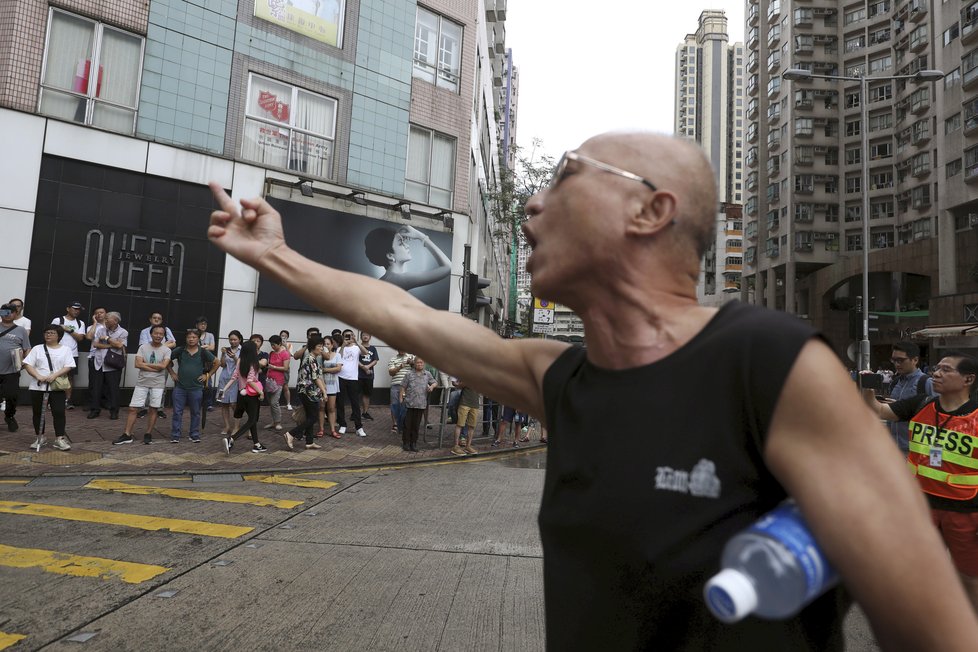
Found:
[0,304,30,433]
[208,131,978,650]
[884,341,937,453]
[321,335,343,438]
[223,341,266,454]
[7,298,31,337]
[387,349,412,435]
[399,357,435,452]
[285,335,327,451]
[168,330,217,443]
[451,379,481,455]
[136,312,176,419]
[217,330,242,436]
[358,332,379,420]
[279,329,294,411]
[114,324,171,445]
[335,329,367,437]
[22,324,74,450]
[87,311,127,420]
[195,317,217,412]
[51,301,86,409]
[264,335,289,432]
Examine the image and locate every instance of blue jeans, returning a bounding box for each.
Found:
[390,384,407,432]
[171,387,202,440]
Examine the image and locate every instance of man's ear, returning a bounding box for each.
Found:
[386,251,396,264]
[626,190,678,237]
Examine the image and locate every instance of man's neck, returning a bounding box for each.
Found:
[185,345,199,353]
[937,391,973,413]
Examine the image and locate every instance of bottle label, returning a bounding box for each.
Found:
[747,502,838,601]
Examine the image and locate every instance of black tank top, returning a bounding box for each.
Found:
[538,300,847,650]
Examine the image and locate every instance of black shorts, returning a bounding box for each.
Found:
[358,378,374,397]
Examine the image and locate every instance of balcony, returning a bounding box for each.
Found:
[767,132,781,150]
[767,53,781,74]
[748,4,760,26]
[963,10,978,45]
[747,28,759,49]
[747,98,759,120]
[909,0,927,23]
[747,124,759,143]
[768,26,782,48]
[909,31,928,53]
[767,105,781,124]
[747,53,758,73]
[768,1,781,24]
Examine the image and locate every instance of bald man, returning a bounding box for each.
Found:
[208,132,978,650]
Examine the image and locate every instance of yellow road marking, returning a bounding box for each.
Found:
[243,475,338,490]
[0,631,26,650]
[0,480,28,485]
[85,480,303,509]
[0,543,168,584]
[0,501,252,539]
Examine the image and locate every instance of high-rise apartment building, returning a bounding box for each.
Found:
[742,0,978,361]
[675,10,746,306]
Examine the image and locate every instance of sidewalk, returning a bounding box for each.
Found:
[0,401,543,477]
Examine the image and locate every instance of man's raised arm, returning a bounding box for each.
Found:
[207,183,567,421]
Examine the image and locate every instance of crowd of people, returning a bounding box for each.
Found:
[1,300,534,456]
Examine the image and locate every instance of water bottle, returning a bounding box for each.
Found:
[703,501,838,623]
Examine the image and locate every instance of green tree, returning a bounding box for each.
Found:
[490,139,557,240]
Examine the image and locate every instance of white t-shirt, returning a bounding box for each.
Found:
[338,345,360,381]
[52,316,86,356]
[23,344,76,391]
[14,316,31,334]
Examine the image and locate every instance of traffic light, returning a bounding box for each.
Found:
[464,272,491,314]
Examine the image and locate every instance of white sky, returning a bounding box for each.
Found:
[506,2,746,158]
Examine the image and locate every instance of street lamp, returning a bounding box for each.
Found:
[781,67,944,371]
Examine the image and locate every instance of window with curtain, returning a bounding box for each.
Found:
[405,125,455,209]
[39,9,143,135]
[241,74,337,178]
[413,7,462,93]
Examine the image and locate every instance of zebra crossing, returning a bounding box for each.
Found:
[0,472,346,651]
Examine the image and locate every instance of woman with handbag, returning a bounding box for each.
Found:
[87,311,128,420]
[285,335,328,450]
[222,340,266,453]
[264,335,290,431]
[217,330,242,437]
[22,324,75,450]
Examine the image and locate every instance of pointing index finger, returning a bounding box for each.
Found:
[208,181,238,216]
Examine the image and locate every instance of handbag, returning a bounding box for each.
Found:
[264,376,280,394]
[103,347,126,370]
[42,345,71,392]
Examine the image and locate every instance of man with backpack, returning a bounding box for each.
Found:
[885,342,937,453]
[51,301,86,409]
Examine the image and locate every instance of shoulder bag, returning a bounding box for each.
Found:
[103,334,127,370]
[42,345,71,392]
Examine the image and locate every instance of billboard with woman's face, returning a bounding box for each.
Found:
[255,197,453,312]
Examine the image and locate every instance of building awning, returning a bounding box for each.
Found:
[912,324,978,338]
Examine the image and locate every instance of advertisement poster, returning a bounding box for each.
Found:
[256,197,454,312]
[254,0,345,48]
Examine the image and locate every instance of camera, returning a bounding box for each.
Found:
[0,305,12,318]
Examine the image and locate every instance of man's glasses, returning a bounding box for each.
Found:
[932,364,961,375]
[550,151,658,193]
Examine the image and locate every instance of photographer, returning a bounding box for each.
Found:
[0,303,31,432]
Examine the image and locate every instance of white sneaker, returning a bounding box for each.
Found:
[31,436,46,451]
[53,436,71,451]
[338,426,346,434]
[356,427,367,437]
[287,405,293,411]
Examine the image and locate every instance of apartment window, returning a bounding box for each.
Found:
[869,141,892,160]
[965,49,978,87]
[845,35,866,52]
[943,22,960,47]
[965,99,978,132]
[795,204,814,223]
[870,170,893,188]
[845,146,862,165]
[869,55,892,74]
[845,175,862,194]
[910,185,930,209]
[870,28,891,45]
[870,200,894,219]
[868,112,892,132]
[846,231,863,252]
[794,145,814,165]
[846,119,861,136]
[911,152,930,176]
[414,7,462,93]
[794,175,814,193]
[868,1,889,17]
[845,91,860,108]
[794,231,814,252]
[869,84,893,103]
[38,9,144,135]
[872,230,894,249]
[825,204,840,222]
[242,74,337,178]
[846,62,866,77]
[795,118,813,136]
[825,147,839,165]
[947,158,963,178]
[844,5,866,25]
[945,68,962,90]
[766,237,780,258]
[406,125,455,208]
